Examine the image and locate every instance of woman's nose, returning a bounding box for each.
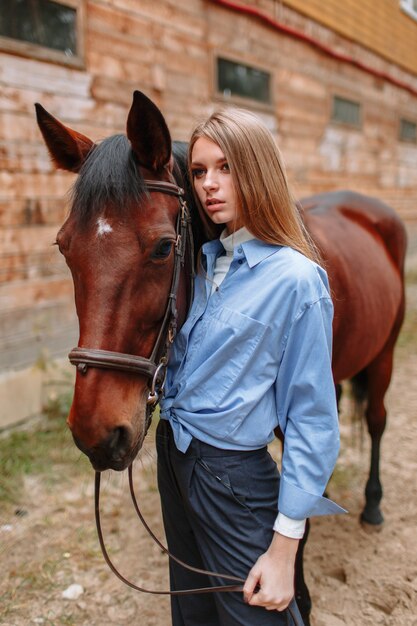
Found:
[202,172,218,192]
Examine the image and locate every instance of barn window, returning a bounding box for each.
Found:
[400,0,417,21]
[216,57,271,105]
[331,96,361,127]
[399,118,417,142]
[0,0,85,67]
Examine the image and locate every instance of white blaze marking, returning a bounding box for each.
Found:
[97,217,113,236]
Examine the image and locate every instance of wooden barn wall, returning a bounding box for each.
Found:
[280,0,417,76]
[0,0,417,423]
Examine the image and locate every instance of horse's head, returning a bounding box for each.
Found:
[36,92,189,471]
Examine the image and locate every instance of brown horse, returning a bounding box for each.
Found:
[35,91,406,624]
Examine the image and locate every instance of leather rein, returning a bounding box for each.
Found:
[67,179,302,623]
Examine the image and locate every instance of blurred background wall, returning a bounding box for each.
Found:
[1,0,416,427]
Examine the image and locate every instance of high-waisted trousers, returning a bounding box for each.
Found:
[156,419,304,626]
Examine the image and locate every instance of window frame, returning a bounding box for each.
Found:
[400,0,417,21]
[399,117,417,143]
[213,53,274,112]
[330,94,362,129]
[0,0,85,69]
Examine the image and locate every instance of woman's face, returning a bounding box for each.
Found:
[191,136,241,234]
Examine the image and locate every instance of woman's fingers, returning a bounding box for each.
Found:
[242,565,261,604]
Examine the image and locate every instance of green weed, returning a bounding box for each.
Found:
[0,392,89,504]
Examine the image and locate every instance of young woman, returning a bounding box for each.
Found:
[158,108,344,626]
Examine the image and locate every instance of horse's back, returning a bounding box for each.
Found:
[301,191,407,382]
[302,190,407,269]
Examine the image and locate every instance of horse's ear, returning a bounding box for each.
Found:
[126,91,171,172]
[35,103,95,172]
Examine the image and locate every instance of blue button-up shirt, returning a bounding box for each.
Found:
[160,237,345,519]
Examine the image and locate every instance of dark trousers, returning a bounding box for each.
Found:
[156,419,303,626]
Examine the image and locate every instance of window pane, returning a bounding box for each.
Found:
[400,118,417,142]
[331,96,361,126]
[0,0,77,56]
[217,58,271,104]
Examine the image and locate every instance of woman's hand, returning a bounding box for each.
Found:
[243,532,299,611]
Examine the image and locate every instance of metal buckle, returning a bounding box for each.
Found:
[147,359,168,405]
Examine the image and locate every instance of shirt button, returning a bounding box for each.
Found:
[237,247,243,253]
[238,259,243,265]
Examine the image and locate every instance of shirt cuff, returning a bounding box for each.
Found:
[278,476,347,519]
[273,513,306,539]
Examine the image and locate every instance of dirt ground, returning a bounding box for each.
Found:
[1,227,417,626]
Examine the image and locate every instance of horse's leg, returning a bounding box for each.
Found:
[361,325,403,527]
[361,289,405,527]
[294,519,310,626]
[361,388,385,527]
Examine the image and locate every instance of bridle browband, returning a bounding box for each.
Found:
[67,179,303,623]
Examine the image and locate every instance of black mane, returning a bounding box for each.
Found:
[71,134,147,224]
[70,135,207,254]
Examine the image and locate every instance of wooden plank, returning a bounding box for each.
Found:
[281,0,417,75]
[0,225,60,255]
[0,250,67,284]
[0,197,69,228]
[0,277,74,312]
[88,2,154,39]
[102,0,206,37]
[0,171,75,199]
[90,75,138,106]
[0,53,91,97]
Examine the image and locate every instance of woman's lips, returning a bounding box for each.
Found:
[206,199,225,211]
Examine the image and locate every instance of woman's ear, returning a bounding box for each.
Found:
[126,91,172,172]
[35,103,95,172]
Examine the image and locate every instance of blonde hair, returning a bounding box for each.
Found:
[188,107,319,262]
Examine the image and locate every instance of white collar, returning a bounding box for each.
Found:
[220,227,255,254]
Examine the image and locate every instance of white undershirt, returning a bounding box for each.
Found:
[213,227,306,540]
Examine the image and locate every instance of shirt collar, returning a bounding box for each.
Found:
[241,239,282,268]
[202,232,282,268]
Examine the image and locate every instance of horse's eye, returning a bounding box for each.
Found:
[151,239,173,260]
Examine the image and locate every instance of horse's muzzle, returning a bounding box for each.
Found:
[72,425,138,471]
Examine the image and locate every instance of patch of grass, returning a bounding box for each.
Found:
[0,390,89,505]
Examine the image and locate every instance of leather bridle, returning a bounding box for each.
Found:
[69,179,193,423]
[67,179,303,624]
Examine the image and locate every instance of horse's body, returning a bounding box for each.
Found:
[303,193,405,518]
[35,92,407,625]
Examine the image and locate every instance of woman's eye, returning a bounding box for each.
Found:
[191,168,205,179]
[151,239,173,260]
[221,162,230,172]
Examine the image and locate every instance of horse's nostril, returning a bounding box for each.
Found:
[108,426,130,453]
